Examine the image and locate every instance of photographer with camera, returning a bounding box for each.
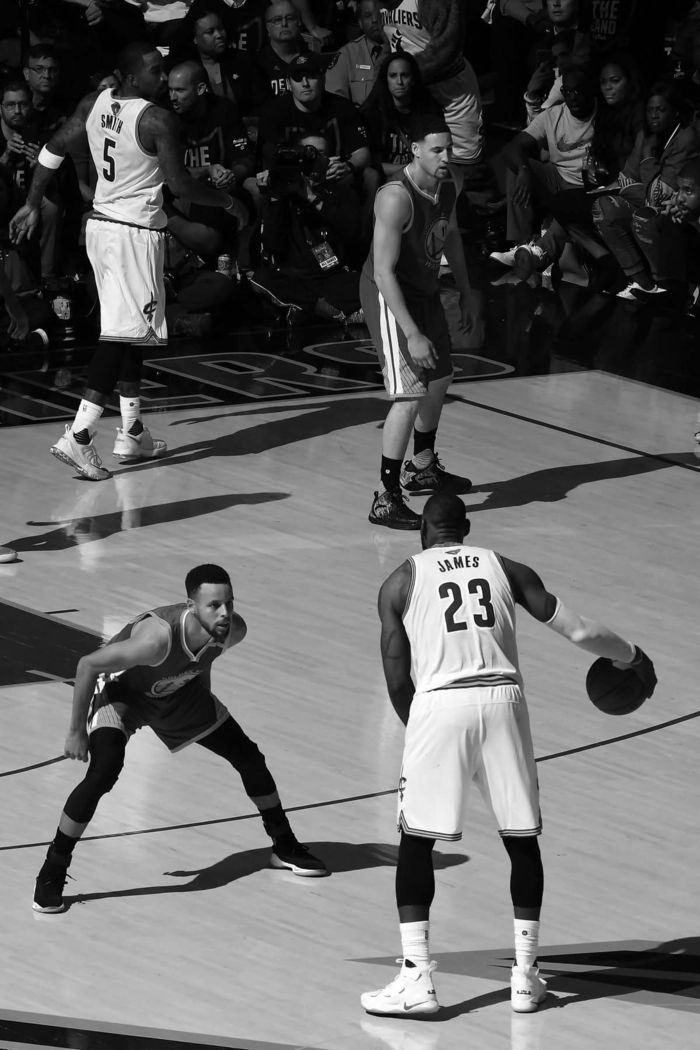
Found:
[250,133,365,325]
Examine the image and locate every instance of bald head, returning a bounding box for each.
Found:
[169,61,209,115]
[421,492,470,548]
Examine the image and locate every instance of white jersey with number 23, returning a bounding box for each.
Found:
[403,546,522,694]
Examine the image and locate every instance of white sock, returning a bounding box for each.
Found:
[514,918,540,971]
[72,399,103,440]
[119,396,141,435]
[400,920,430,969]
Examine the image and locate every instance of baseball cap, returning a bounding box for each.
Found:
[287,53,327,76]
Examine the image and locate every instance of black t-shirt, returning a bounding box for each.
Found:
[220,0,268,54]
[256,43,310,99]
[177,95,252,175]
[258,92,368,165]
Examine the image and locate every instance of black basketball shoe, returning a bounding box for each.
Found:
[368,489,422,530]
[270,838,329,877]
[33,849,72,912]
[401,452,472,495]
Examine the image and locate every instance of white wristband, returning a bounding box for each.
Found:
[38,145,65,171]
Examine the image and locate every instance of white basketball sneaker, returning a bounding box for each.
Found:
[112,426,168,462]
[50,425,112,481]
[361,959,440,1017]
[511,965,547,1012]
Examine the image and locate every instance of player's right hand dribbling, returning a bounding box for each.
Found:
[613,646,657,698]
[407,332,437,370]
[64,728,89,762]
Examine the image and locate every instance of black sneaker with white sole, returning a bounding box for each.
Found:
[401,453,472,495]
[270,839,329,877]
[33,849,72,912]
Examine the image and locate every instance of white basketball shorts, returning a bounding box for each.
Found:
[397,686,541,841]
[86,217,167,344]
[428,62,484,163]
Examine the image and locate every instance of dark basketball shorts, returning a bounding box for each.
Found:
[360,275,453,400]
[88,676,229,752]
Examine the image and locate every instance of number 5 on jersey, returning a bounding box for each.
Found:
[103,137,117,182]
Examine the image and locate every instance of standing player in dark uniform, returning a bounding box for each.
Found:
[32,564,327,913]
[360,112,476,530]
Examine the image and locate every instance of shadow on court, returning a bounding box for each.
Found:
[465,451,691,514]
[7,492,289,552]
[63,841,468,909]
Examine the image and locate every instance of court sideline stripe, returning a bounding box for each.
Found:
[2,708,698,851]
[448,391,700,472]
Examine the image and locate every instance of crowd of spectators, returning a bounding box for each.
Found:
[1,0,700,350]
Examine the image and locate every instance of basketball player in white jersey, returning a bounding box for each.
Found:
[362,492,657,1017]
[11,42,247,482]
[379,0,483,166]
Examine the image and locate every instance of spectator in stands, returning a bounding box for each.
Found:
[257,0,310,97]
[360,51,443,177]
[592,79,700,299]
[492,63,597,266]
[257,52,371,176]
[0,79,64,280]
[175,0,332,58]
[326,0,389,107]
[0,175,54,347]
[513,53,646,279]
[380,0,484,175]
[167,60,254,260]
[23,45,69,141]
[251,132,364,324]
[188,4,269,116]
[522,28,576,123]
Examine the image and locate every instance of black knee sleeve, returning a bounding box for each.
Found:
[197,717,277,798]
[503,835,544,911]
[395,832,436,909]
[86,342,141,394]
[64,728,126,825]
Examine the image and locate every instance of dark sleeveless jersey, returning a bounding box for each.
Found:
[361,166,457,299]
[106,603,228,699]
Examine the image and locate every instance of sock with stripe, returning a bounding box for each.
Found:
[120,396,143,437]
[380,455,402,493]
[71,399,104,445]
[400,920,430,970]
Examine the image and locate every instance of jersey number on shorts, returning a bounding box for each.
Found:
[438,579,496,633]
[103,137,117,182]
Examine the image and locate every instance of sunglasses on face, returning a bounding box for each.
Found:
[290,71,321,82]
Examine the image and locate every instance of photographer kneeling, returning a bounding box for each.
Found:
[250,134,365,325]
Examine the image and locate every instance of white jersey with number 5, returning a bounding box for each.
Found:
[85,89,165,229]
[403,546,522,693]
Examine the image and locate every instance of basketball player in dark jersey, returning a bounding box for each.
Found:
[32,564,327,913]
[360,111,477,530]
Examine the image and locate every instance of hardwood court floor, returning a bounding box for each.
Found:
[1,369,699,1050]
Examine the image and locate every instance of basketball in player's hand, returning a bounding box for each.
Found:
[585,656,651,714]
